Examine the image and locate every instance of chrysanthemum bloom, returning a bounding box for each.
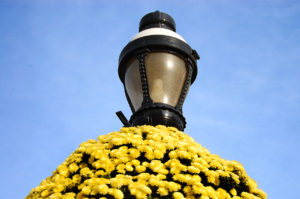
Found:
[27,125,266,199]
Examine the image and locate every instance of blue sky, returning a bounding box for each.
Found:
[0,0,299,198]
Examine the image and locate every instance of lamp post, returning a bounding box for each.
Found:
[117,11,200,131]
[27,11,267,199]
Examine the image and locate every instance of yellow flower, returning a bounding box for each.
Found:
[125,164,134,172]
[241,192,260,199]
[69,163,79,173]
[57,164,69,176]
[111,137,125,146]
[157,187,168,196]
[166,182,181,192]
[216,188,231,199]
[131,159,140,166]
[80,167,92,177]
[111,188,124,199]
[229,188,237,196]
[41,190,49,197]
[169,150,178,159]
[64,192,76,199]
[173,192,184,199]
[154,149,164,159]
[96,184,109,195]
[81,186,91,195]
[135,165,146,173]
[116,164,126,174]
[129,148,140,159]
[49,193,62,199]
[53,184,64,193]
[110,178,124,188]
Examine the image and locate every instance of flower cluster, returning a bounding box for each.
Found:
[27,125,266,199]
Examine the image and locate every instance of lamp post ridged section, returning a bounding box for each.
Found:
[136,51,152,106]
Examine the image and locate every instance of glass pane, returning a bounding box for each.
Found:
[124,57,143,111]
[145,52,186,107]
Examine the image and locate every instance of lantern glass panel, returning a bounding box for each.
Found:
[145,52,186,107]
[124,57,143,111]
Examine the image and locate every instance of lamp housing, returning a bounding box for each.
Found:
[118,11,199,131]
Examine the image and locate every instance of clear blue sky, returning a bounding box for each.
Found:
[1,0,299,198]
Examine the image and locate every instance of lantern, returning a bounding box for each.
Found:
[117,11,199,131]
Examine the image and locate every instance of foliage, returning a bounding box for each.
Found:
[27,125,266,199]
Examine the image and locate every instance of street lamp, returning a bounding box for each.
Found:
[117,11,200,131]
[27,11,267,199]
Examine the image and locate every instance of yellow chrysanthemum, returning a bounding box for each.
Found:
[26,125,266,199]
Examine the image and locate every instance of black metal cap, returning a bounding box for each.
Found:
[139,11,176,32]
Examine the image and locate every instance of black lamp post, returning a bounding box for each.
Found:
[117,11,199,131]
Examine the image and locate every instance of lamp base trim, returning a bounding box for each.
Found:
[130,104,186,131]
